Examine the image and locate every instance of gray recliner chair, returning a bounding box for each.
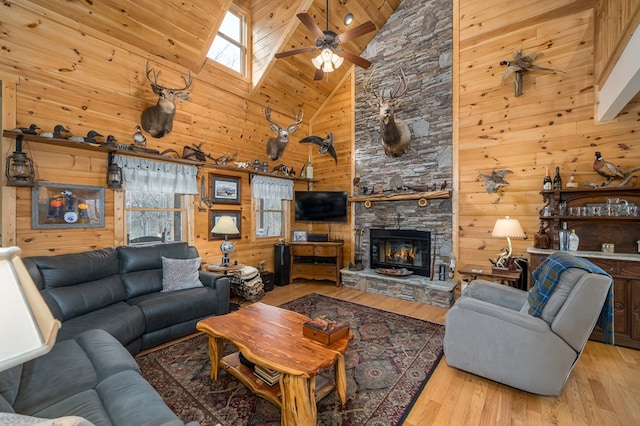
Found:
[443,255,612,396]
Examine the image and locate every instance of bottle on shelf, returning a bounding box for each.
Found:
[568,229,579,251]
[534,221,550,249]
[553,166,562,190]
[543,167,552,190]
[559,222,569,251]
[305,156,314,179]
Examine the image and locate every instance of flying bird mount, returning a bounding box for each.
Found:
[274,0,376,81]
[500,50,565,96]
[300,133,337,163]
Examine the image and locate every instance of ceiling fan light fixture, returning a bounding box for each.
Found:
[344,13,354,26]
[311,54,324,69]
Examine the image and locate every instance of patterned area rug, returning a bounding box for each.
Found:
[136,293,444,426]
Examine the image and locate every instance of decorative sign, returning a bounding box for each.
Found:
[32,183,104,229]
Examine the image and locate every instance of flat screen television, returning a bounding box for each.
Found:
[294,191,348,223]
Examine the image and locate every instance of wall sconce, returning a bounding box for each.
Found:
[491,216,526,270]
[311,48,344,73]
[5,135,36,187]
[106,152,123,190]
[211,216,240,266]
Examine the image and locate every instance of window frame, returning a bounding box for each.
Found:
[206,3,249,78]
[123,191,189,244]
[253,196,289,241]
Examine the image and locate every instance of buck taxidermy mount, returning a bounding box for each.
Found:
[274,0,376,81]
[364,68,412,157]
[264,106,304,160]
[141,60,193,138]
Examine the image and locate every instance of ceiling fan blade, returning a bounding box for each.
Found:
[313,68,324,81]
[297,13,325,40]
[336,21,376,44]
[337,49,372,69]
[275,46,318,58]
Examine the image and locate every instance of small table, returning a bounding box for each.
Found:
[206,263,245,274]
[196,303,353,426]
[458,264,522,286]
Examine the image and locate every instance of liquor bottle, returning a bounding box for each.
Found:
[553,166,562,190]
[559,222,569,251]
[543,167,552,190]
[305,156,314,179]
[534,222,550,249]
[568,229,580,251]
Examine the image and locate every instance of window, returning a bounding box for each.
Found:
[252,176,293,239]
[207,6,246,75]
[125,192,186,243]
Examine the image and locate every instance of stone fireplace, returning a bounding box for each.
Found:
[340,0,455,307]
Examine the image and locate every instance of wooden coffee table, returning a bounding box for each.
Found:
[196,302,353,426]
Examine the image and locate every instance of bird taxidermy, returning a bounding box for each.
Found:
[363,68,412,157]
[12,124,40,135]
[40,124,70,139]
[264,105,304,160]
[589,151,640,188]
[67,130,103,144]
[141,60,193,138]
[477,170,512,194]
[300,133,338,163]
[500,49,565,96]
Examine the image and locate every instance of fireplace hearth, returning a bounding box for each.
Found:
[370,229,431,277]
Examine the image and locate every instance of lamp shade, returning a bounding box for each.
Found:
[211,216,239,235]
[491,216,525,238]
[0,247,60,372]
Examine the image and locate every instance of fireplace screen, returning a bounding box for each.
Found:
[370,229,431,276]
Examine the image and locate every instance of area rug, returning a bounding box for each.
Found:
[136,293,444,426]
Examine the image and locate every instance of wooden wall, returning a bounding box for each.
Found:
[0,1,337,271]
[456,0,640,266]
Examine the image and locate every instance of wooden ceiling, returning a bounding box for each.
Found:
[24,0,402,115]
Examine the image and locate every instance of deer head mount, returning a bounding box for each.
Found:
[364,68,412,157]
[141,60,193,138]
[264,105,304,160]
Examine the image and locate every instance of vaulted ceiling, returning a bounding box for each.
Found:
[25,0,402,115]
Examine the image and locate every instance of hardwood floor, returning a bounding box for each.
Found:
[251,281,640,426]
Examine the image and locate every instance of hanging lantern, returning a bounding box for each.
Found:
[5,136,36,187]
[106,152,123,190]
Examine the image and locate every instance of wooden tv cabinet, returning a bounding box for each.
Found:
[289,241,344,286]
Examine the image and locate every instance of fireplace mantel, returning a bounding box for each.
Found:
[350,190,451,208]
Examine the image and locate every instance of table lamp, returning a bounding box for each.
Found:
[491,216,525,270]
[211,216,240,266]
[0,246,60,372]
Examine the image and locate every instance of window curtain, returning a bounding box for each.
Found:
[251,175,293,200]
[113,155,198,194]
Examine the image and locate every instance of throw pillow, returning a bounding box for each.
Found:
[161,256,203,292]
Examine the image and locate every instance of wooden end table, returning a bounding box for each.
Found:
[196,302,353,426]
[458,263,522,286]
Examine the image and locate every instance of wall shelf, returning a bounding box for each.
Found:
[350,190,451,208]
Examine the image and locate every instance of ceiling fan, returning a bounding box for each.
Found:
[274,0,376,80]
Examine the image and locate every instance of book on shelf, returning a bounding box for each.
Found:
[254,365,280,386]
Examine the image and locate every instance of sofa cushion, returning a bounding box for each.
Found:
[56,303,145,350]
[161,257,203,292]
[128,287,218,333]
[118,242,190,274]
[31,389,109,426]
[0,365,22,408]
[45,276,127,322]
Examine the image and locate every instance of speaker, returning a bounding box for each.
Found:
[307,233,329,242]
[274,244,290,286]
[260,271,274,292]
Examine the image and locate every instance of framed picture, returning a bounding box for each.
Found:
[32,183,105,229]
[209,210,241,240]
[293,230,307,242]
[211,174,241,204]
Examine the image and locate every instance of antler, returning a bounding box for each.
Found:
[145,59,192,91]
[264,105,279,130]
[390,69,409,100]
[363,67,379,100]
[288,108,304,131]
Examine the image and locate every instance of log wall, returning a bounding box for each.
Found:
[457,0,640,266]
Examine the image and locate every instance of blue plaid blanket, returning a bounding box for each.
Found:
[528,251,614,344]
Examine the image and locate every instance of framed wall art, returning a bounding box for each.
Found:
[32,183,105,229]
[293,230,307,242]
[209,210,242,240]
[210,174,241,204]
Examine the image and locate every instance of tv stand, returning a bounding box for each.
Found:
[289,242,344,286]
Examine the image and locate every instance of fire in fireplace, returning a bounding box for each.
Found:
[370,229,431,277]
